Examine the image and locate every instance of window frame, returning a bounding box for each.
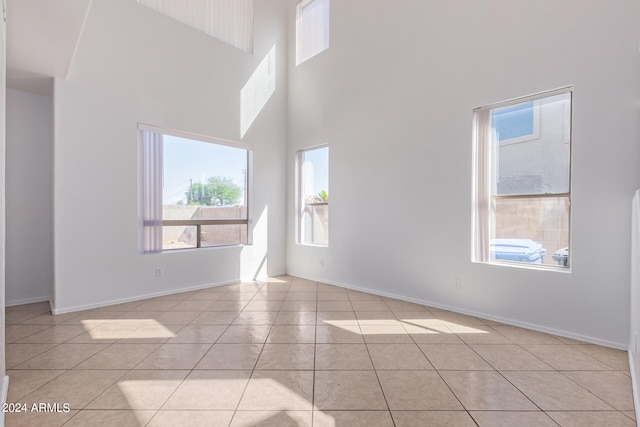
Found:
[139,123,253,253]
[472,87,573,270]
[296,144,329,246]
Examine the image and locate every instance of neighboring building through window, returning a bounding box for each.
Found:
[140,125,251,253]
[297,146,329,245]
[473,88,572,269]
[296,0,330,65]
[492,101,540,145]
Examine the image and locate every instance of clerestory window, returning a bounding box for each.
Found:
[295,0,330,65]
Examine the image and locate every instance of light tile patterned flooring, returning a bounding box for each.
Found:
[4,276,636,426]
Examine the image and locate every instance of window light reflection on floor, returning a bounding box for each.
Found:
[115,376,337,426]
[81,319,176,340]
[324,319,489,335]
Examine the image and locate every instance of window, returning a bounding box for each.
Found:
[296,0,330,65]
[137,0,254,53]
[473,88,572,269]
[297,146,329,245]
[492,101,540,145]
[140,125,251,253]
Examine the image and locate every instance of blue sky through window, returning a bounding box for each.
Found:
[163,135,247,205]
[303,146,329,197]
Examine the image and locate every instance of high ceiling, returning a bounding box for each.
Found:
[6,0,92,95]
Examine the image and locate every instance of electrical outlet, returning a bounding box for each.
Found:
[319,259,325,267]
[455,277,462,289]
[155,268,162,277]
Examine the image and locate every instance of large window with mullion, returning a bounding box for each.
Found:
[140,125,251,253]
[473,88,572,269]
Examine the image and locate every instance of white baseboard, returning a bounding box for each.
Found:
[0,375,9,427]
[5,296,50,307]
[51,279,240,315]
[290,272,628,350]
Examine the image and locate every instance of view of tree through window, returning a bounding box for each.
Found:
[185,177,242,207]
[162,134,249,250]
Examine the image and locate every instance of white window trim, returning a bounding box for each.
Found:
[296,144,329,246]
[138,124,253,253]
[472,87,572,271]
[138,123,253,152]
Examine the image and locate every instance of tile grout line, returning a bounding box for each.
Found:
[362,298,396,426]
[146,293,239,425]
[311,278,318,427]
[5,275,636,426]
[456,329,552,423]
[74,286,243,426]
[478,333,623,420]
[406,307,479,425]
[228,276,292,425]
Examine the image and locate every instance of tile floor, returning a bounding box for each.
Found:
[3,276,636,426]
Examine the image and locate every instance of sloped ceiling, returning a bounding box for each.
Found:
[6,0,92,95]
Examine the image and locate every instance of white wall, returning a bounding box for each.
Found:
[6,88,52,306]
[52,0,288,313]
[1,0,8,417]
[287,0,640,348]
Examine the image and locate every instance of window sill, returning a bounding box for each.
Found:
[482,259,571,273]
[160,244,248,254]
[297,242,328,248]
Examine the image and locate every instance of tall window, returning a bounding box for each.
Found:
[140,125,251,253]
[297,146,329,245]
[137,0,254,53]
[296,0,330,65]
[473,88,572,269]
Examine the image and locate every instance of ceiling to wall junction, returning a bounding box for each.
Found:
[6,0,92,95]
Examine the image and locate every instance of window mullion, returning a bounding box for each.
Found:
[492,193,571,200]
